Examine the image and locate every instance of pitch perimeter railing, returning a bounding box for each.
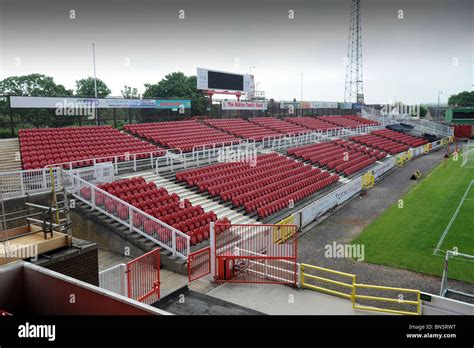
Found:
[300,263,421,315]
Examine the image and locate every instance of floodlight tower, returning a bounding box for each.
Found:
[344,0,364,104]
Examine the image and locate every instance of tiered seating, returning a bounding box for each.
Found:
[176,153,339,218]
[319,115,378,128]
[19,126,163,170]
[249,117,310,135]
[349,134,409,155]
[125,121,240,152]
[287,139,385,176]
[344,115,379,126]
[371,129,428,147]
[80,177,230,246]
[205,118,282,141]
[284,117,341,131]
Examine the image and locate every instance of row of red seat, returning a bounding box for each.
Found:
[371,129,428,147]
[349,134,410,154]
[19,126,162,169]
[256,174,340,218]
[343,115,379,126]
[249,117,310,135]
[287,139,385,176]
[231,167,318,207]
[125,121,241,153]
[319,115,378,129]
[215,163,309,202]
[79,177,229,246]
[177,153,289,191]
[285,117,341,131]
[176,153,339,218]
[205,118,283,141]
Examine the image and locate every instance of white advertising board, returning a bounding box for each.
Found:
[9,96,191,109]
[372,158,396,180]
[221,101,267,110]
[300,176,362,227]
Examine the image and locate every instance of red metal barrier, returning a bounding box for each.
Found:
[188,247,211,282]
[214,224,297,285]
[453,125,472,139]
[127,248,160,304]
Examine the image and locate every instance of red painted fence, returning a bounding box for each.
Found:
[214,224,297,285]
[188,247,211,282]
[127,248,161,304]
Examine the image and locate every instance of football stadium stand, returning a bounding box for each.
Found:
[205,118,282,141]
[176,153,339,218]
[80,176,230,246]
[19,126,163,170]
[124,121,241,152]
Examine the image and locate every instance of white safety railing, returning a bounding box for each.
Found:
[68,163,115,184]
[0,167,61,200]
[99,263,128,297]
[156,141,262,174]
[361,107,453,137]
[46,149,162,175]
[63,170,190,259]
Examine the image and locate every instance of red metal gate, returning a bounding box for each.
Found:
[188,247,211,282]
[127,248,161,304]
[214,224,297,285]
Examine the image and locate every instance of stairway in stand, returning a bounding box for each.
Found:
[0,138,22,171]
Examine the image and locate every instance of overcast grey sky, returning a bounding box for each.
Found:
[0,0,472,104]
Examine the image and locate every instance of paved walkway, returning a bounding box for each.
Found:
[207,283,381,315]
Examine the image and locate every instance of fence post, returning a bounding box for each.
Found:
[171,231,176,258]
[300,264,304,289]
[42,169,47,189]
[91,186,96,209]
[129,206,133,231]
[209,222,215,278]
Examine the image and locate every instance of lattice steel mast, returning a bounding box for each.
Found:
[344,0,364,104]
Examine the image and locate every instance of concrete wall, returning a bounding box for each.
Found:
[70,202,149,259]
[422,293,474,315]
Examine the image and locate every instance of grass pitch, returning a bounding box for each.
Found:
[353,155,474,284]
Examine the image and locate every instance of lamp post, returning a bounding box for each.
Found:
[92,43,98,98]
[300,72,304,102]
[92,43,98,125]
[437,90,443,120]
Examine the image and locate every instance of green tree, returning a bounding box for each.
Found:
[0,73,73,96]
[143,72,208,115]
[448,91,474,107]
[419,105,428,118]
[121,85,140,99]
[75,77,111,98]
[0,74,73,131]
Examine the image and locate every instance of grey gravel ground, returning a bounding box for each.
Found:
[154,287,263,315]
[298,149,474,303]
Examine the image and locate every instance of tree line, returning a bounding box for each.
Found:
[0,72,209,115]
